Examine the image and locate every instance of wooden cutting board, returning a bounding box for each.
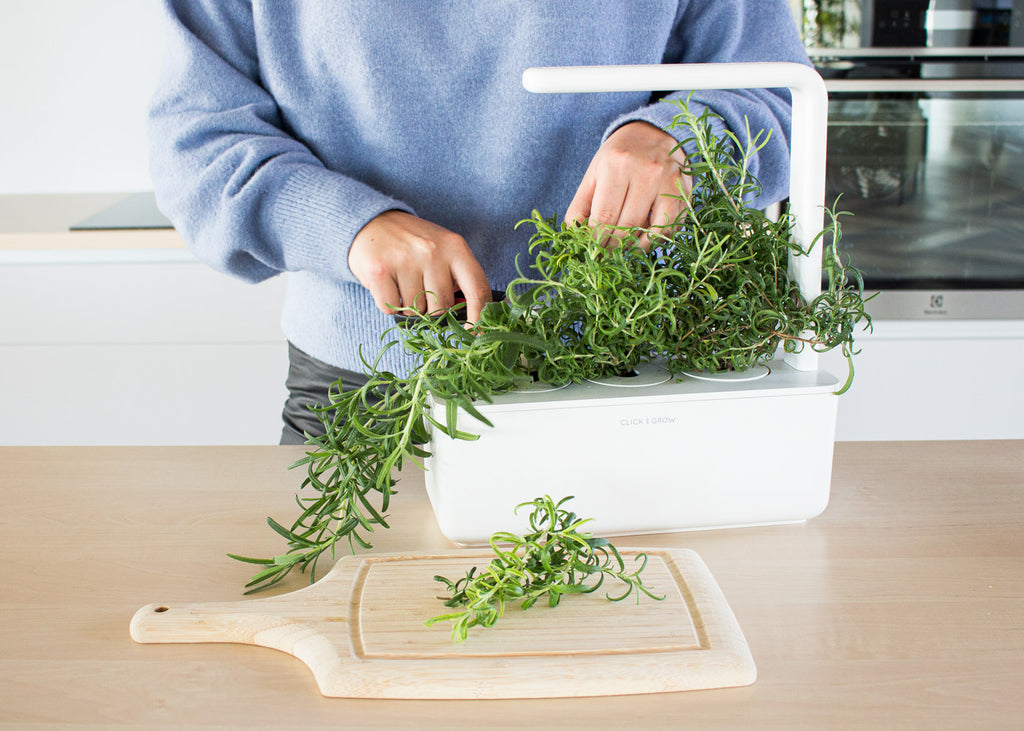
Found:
[130,548,755,699]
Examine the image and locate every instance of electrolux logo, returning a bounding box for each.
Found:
[924,293,948,316]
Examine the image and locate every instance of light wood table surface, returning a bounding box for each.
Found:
[1,441,1022,728]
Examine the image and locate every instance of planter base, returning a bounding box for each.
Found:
[424,361,839,544]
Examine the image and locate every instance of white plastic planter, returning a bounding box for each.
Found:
[424,63,839,544]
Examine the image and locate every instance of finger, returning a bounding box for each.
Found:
[650,189,685,233]
[422,266,457,316]
[396,271,427,315]
[565,173,596,227]
[636,188,686,251]
[587,176,629,244]
[462,283,493,325]
[368,275,403,315]
[450,259,492,324]
[618,182,658,231]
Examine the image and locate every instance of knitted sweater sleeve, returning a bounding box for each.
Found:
[606,0,812,205]
[147,0,412,284]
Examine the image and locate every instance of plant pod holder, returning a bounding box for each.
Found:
[424,63,838,544]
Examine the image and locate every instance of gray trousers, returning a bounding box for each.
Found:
[279,342,371,445]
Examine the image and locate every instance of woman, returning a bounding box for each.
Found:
[147,1,811,443]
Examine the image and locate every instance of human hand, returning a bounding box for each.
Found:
[348,210,492,322]
[566,121,692,249]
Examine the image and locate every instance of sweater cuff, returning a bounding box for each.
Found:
[604,96,728,162]
[270,165,415,283]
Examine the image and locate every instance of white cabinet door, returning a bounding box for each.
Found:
[0,261,288,445]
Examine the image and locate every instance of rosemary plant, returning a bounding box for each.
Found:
[229,101,871,593]
[425,496,662,643]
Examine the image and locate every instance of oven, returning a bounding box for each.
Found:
[800,1,1024,319]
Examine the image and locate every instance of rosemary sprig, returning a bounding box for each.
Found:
[230,100,872,593]
[424,496,663,643]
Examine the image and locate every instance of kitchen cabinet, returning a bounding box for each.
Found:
[0,194,288,445]
[820,320,1024,440]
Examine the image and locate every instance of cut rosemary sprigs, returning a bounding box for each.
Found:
[425,496,663,643]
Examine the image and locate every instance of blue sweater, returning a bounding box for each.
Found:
[149,0,811,376]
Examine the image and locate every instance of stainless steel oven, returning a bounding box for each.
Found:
[801,1,1024,319]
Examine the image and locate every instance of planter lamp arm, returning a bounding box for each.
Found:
[522,62,828,373]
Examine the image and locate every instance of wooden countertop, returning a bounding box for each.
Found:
[1,441,1022,727]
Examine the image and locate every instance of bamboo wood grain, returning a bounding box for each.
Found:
[129,548,755,699]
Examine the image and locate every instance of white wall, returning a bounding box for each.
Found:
[0,0,164,194]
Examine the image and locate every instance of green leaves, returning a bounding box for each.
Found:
[425,496,664,643]
[231,99,871,595]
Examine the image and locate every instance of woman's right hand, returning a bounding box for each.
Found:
[348,210,493,323]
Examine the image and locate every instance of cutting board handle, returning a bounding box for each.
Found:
[129,599,320,646]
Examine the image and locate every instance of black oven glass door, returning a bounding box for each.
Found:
[824,82,1024,298]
